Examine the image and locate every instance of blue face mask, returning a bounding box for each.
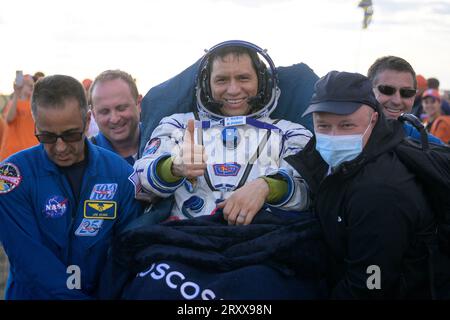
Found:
[315,117,373,169]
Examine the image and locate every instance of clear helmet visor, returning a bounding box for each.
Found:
[195,40,280,120]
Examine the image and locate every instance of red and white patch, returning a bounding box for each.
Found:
[0,162,22,194]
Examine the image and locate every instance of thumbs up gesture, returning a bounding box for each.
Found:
[172,119,207,179]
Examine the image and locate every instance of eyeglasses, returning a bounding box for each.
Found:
[377,85,417,98]
[35,130,84,144]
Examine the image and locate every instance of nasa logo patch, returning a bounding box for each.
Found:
[43,195,68,218]
[0,162,22,194]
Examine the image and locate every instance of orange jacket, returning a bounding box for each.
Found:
[0,99,38,160]
[429,115,450,144]
[0,116,6,154]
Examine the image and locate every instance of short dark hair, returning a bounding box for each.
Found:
[208,46,260,75]
[367,56,417,88]
[32,71,45,82]
[90,70,139,106]
[427,77,440,89]
[32,75,88,124]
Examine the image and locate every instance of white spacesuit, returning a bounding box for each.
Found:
[134,40,313,220]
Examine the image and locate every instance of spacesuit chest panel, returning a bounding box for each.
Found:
[201,124,282,191]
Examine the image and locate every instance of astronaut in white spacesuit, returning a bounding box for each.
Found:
[134,40,312,225]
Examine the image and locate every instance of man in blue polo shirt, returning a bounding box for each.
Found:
[90,70,142,165]
[0,75,142,299]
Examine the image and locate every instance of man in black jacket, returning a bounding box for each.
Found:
[286,71,436,299]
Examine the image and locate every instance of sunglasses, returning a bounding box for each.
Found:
[35,129,85,144]
[377,85,417,98]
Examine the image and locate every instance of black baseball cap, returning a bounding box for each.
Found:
[302,71,379,116]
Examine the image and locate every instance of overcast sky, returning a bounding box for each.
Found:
[1,0,450,95]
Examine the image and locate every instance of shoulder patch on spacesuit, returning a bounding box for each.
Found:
[143,138,161,156]
[0,162,22,194]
